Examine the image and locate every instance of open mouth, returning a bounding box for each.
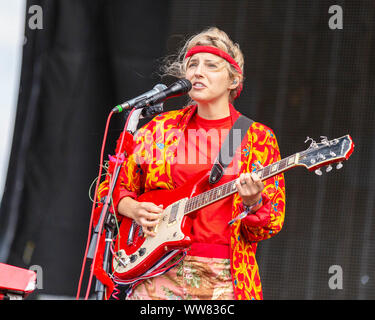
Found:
[193,82,206,89]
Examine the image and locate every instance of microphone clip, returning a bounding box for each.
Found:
[140,103,164,118]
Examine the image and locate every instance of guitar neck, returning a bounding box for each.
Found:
[184,152,299,215]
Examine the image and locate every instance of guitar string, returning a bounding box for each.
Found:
[185,153,294,213]
[183,144,333,214]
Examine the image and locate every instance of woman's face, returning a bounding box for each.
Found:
[185,52,237,104]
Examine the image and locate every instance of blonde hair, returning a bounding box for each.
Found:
[161,27,244,101]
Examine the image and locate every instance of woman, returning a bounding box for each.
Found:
[97,27,285,300]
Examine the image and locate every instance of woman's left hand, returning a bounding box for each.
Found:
[235,171,264,206]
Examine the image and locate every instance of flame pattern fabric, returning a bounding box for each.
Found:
[96,104,285,300]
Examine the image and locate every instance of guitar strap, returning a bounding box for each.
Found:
[209,115,254,184]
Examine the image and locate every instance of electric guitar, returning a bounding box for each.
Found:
[111,135,354,281]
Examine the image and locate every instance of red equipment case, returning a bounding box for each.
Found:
[0,263,37,300]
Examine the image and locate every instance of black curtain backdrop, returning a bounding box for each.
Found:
[0,0,374,299]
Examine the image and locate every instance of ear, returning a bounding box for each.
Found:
[228,76,241,90]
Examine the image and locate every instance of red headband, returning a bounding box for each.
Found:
[184,45,243,99]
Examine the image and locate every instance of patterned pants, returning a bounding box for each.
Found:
[127,250,235,300]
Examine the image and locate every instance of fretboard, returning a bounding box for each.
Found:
[183,152,299,215]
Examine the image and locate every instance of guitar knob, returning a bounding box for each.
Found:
[336,162,343,170]
[315,169,322,176]
[326,165,333,172]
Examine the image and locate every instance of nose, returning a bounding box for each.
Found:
[193,62,204,78]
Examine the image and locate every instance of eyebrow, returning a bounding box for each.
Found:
[188,57,222,63]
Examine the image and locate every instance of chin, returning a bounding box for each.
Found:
[189,93,210,104]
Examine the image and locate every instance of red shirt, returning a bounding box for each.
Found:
[171,112,236,246]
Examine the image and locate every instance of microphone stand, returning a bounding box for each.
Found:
[87,103,164,300]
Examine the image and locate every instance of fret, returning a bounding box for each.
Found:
[227,182,233,194]
[213,187,218,200]
[198,194,203,207]
[206,189,211,203]
[211,188,216,202]
[201,193,206,205]
[278,159,287,171]
[228,182,233,191]
[206,190,211,204]
[192,197,197,210]
[203,193,207,204]
[271,163,278,173]
[186,199,190,213]
[218,185,224,197]
[223,183,228,195]
[257,168,264,179]
[262,167,267,178]
[287,155,295,166]
[194,195,199,209]
[211,188,216,200]
[185,200,190,213]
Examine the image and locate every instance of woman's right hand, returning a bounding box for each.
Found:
[117,197,163,237]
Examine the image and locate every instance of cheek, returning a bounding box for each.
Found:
[184,68,194,80]
[212,74,231,90]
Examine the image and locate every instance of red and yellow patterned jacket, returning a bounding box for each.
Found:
[97,104,286,300]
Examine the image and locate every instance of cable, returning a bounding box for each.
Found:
[76,108,136,300]
[88,172,109,204]
[111,284,121,300]
[75,110,114,299]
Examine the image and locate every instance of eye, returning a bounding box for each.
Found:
[207,63,217,68]
[187,61,197,68]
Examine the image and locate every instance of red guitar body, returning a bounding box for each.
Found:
[112,172,210,281]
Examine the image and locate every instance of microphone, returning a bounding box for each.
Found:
[133,79,192,109]
[112,83,168,113]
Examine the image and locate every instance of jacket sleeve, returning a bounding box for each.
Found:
[235,125,286,242]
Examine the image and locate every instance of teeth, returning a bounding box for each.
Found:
[194,83,204,87]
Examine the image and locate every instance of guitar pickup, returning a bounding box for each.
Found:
[168,203,180,225]
[127,220,137,246]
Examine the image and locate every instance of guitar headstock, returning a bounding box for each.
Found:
[297,135,354,175]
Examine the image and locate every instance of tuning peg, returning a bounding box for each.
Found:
[326,165,333,172]
[305,136,318,149]
[317,153,326,160]
[320,136,330,145]
[336,162,343,170]
[315,169,323,176]
[330,151,336,157]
